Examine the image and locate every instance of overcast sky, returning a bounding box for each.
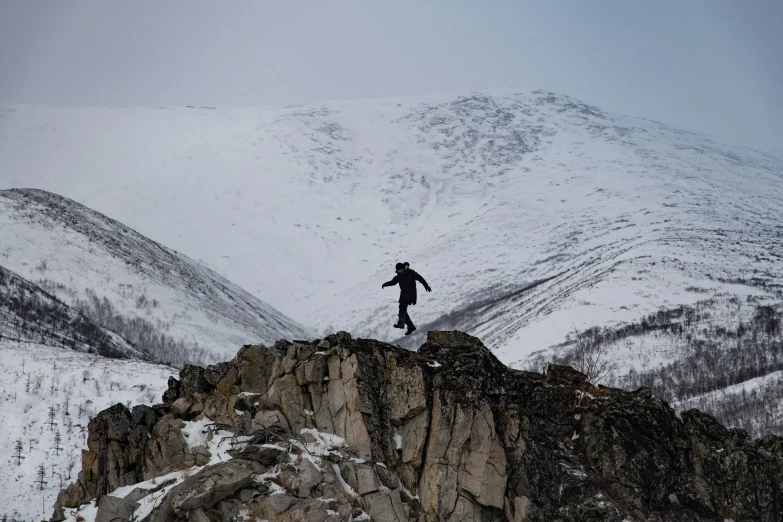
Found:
[0,0,781,146]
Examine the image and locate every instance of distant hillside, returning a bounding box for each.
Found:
[0,264,142,359]
[0,189,314,364]
[1,91,782,431]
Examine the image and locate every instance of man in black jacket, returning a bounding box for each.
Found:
[382,262,431,335]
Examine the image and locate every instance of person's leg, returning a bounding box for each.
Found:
[396,300,408,328]
[404,302,415,330]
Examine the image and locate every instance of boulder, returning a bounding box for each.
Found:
[179,365,213,396]
[166,459,261,516]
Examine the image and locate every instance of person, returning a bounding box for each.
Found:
[381,262,431,335]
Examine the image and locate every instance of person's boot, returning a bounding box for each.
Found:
[404,314,416,335]
[394,313,406,329]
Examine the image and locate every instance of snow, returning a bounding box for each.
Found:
[180,417,215,450]
[0,189,313,363]
[332,463,358,498]
[1,91,780,370]
[1,90,783,518]
[298,428,348,465]
[0,340,175,522]
[56,418,236,522]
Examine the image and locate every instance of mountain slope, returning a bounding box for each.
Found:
[1,91,781,368]
[0,340,175,522]
[0,189,313,363]
[0,264,142,358]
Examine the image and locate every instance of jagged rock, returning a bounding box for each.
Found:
[150,415,191,471]
[235,487,256,503]
[227,443,286,466]
[204,362,231,387]
[156,459,261,519]
[546,363,588,386]
[267,373,307,433]
[335,331,352,344]
[361,489,407,522]
[674,474,717,518]
[250,493,298,519]
[338,460,360,493]
[253,408,291,431]
[95,487,148,522]
[171,397,193,416]
[162,376,180,404]
[297,342,317,361]
[90,403,133,445]
[279,459,323,498]
[376,465,401,490]
[180,365,213,395]
[192,445,212,465]
[296,354,327,385]
[55,330,783,522]
[187,507,210,522]
[275,498,331,522]
[356,464,382,495]
[131,404,159,429]
[216,498,243,520]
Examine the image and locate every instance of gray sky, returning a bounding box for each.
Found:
[1,0,781,146]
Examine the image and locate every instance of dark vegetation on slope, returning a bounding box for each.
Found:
[534,293,783,438]
[35,279,210,367]
[73,288,210,368]
[0,266,139,359]
[1,188,313,346]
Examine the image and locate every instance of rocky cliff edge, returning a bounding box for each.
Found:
[53,331,783,522]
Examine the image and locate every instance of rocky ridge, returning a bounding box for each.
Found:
[54,331,783,521]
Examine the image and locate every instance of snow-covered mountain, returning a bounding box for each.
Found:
[0,189,313,363]
[1,89,783,521]
[1,90,782,370]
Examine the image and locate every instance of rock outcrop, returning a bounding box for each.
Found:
[54,331,783,522]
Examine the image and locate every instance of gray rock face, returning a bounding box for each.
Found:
[279,459,323,498]
[148,460,262,522]
[55,331,783,522]
[92,486,154,522]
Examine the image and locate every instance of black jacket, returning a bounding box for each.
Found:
[383,268,430,303]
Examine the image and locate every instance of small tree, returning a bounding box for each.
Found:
[47,406,57,430]
[569,325,613,384]
[12,440,24,466]
[53,431,62,456]
[36,464,47,490]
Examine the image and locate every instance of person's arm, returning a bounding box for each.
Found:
[415,272,431,292]
[381,276,399,288]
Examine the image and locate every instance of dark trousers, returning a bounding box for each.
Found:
[398,299,415,328]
